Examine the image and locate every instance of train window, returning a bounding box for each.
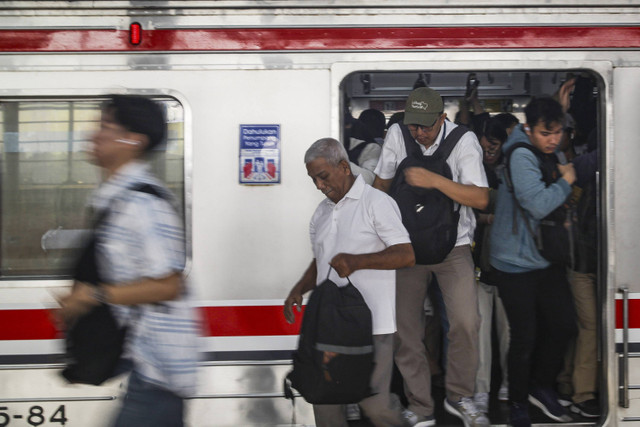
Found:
[0,97,185,279]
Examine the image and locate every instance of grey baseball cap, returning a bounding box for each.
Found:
[403,87,444,127]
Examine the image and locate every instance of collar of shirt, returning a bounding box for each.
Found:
[418,121,447,156]
[90,160,153,212]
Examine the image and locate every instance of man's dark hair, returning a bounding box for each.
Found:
[481,118,508,144]
[358,108,386,139]
[104,95,167,152]
[386,112,404,130]
[524,97,564,129]
[494,112,519,129]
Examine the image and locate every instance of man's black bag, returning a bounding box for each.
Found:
[61,219,127,385]
[504,142,573,266]
[389,123,467,265]
[62,184,165,385]
[285,277,374,404]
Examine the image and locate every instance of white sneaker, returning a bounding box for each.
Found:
[498,384,509,402]
[401,408,436,427]
[444,397,490,427]
[474,392,489,413]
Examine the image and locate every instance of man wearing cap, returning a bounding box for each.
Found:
[373,87,489,427]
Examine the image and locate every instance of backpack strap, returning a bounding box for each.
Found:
[399,122,423,158]
[434,124,469,161]
[503,142,543,246]
[399,121,468,161]
[347,140,377,165]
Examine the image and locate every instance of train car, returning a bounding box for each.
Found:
[1,1,640,425]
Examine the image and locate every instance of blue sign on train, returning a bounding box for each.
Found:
[239,124,281,185]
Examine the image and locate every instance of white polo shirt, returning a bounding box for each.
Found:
[374,121,488,246]
[310,175,411,335]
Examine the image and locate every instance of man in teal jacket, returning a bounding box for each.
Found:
[490,97,577,427]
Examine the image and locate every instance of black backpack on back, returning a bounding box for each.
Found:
[285,277,374,405]
[389,122,467,265]
[503,142,573,266]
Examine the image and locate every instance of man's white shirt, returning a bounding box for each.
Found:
[310,175,410,335]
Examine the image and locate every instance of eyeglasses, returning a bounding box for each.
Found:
[408,123,436,133]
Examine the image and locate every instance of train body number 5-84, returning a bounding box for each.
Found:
[0,406,66,426]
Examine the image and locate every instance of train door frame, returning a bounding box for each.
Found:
[332,59,613,425]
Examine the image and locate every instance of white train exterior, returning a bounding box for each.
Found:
[0,1,639,425]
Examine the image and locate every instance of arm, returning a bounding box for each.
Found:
[283,260,317,324]
[511,148,573,219]
[404,167,489,210]
[57,273,183,325]
[373,174,392,193]
[330,243,415,278]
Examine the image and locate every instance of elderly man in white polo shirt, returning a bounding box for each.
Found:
[373,87,490,427]
[284,137,415,427]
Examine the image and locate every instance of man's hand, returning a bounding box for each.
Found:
[404,167,443,190]
[284,291,303,324]
[330,253,359,278]
[54,282,99,327]
[558,162,576,186]
[557,78,576,113]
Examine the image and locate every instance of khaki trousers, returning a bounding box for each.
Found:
[476,281,510,394]
[394,245,480,416]
[557,271,598,403]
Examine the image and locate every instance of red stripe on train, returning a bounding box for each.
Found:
[615,298,640,329]
[1,26,640,52]
[0,306,304,340]
[0,300,637,340]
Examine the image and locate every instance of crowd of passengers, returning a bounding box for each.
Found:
[284,73,599,427]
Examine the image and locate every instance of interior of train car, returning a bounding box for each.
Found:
[338,69,604,425]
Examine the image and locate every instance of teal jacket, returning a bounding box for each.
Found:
[489,124,572,273]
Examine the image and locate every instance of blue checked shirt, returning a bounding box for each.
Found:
[89,160,198,397]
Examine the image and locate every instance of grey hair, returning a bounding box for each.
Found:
[304,137,349,166]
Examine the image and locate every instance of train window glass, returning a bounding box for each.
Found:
[0,97,185,279]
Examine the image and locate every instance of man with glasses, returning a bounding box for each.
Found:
[373,87,489,427]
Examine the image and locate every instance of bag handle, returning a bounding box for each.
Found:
[326,265,354,286]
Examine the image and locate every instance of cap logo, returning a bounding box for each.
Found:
[411,101,429,111]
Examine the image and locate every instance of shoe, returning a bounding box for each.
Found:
[570,399,600,418]
[557,393,572,407]
[444,397,490,427]
[498,384,509,402]
[509,402,532,427]
[401,408,436,427]
[528,387,573,422]
[345,403,361,421]
[474,392,489,413]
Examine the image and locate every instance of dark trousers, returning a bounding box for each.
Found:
[113,370,184,427]
[494,264,577,404]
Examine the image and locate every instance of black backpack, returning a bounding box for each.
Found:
[389,122,467,265]
[503,142,573,266]
[285,277,374,405]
